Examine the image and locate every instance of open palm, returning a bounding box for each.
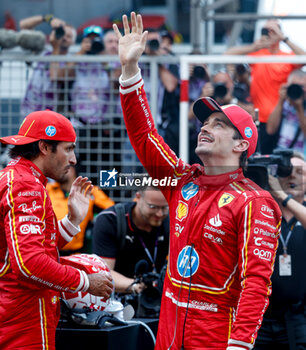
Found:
[113,12,147,67]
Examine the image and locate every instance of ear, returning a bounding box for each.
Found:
[38,140,50,156]
[135,191,141,201]
[233,139,249,154]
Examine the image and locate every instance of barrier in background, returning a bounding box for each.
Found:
[1,53,306,201]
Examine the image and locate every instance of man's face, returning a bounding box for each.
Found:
[279,157,306,199]
[103,32,119,55]
[44,141,76,183]
[195,112,239,160]
[137,189,168,227]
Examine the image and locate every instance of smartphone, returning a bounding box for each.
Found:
[261,28,269,36]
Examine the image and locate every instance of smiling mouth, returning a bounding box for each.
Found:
[199,135,213,143]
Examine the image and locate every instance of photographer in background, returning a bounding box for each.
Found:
[92,186,169,295]
[144,29,180,154]
[225,19,306,154]
[267,69,306,155]
[254,153,306,349]
[71,25,108,125]
[20,14,76,115]
[233,63,255,118]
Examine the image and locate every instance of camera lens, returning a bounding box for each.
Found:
[214,83,228,99]
[261,28,269,36]
[148,39,160,52]
[87,38,104,55]
[233,83,249,103]
[55,26,65,40]
[287,84,304,100]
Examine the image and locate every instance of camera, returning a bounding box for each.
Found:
[119,260,165,318]
[87,37,104,55]
[192,66,208,80]
[148,39,160,52]
[55,26,65,40]
[245,149,293,189]
[136,271,162,318]
[261,27,269,36]
[233,83,250,103]
[213,83,228,99]
[235,63,249,76]
[287,84,304,100]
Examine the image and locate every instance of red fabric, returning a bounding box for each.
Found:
[0,157,83,349]
[120,77,282,349]
[248,49,299,123]
[0,110,76,145]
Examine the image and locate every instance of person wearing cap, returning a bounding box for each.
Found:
[0,110,113,350]
[114,13,281,350]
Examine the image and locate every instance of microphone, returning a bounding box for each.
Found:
[134,259,149,277]
[0,29,18,49]
[17,30,46,53]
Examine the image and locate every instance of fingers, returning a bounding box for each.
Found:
[118,12,144,37]
[131,11,137,33]
[87,273,114,298]
[140,31,148,48]
[72,176,93,194]
[122,14,130,36]
[113,23,122,39]
[136,13,142,33]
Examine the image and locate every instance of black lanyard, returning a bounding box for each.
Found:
[279,221,297,255]
[138,231,159,273]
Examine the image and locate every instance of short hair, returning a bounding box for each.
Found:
[9,140,59,160]
[138,185,161,195]
[291,151,305,161]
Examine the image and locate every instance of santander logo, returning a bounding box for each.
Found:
[209,214,222,227]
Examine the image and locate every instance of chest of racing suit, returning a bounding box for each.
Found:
[119,71,282,349]
[0,157,88,347]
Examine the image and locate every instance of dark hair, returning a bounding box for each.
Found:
[232,128,248,170]
[9,140,59,160]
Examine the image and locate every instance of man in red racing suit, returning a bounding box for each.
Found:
[114,13,282,350]
[0,110,113,350]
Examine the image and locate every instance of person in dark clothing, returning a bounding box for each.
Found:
[255,153,306,349]
[92,186,169,294]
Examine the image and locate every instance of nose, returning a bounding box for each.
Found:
[70,151,77,165]
[200,123,210,133]
[155,208,165,217]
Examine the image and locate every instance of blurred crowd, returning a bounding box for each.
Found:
[5,15,303,167]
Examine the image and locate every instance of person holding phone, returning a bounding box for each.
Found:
[225,19,306,154]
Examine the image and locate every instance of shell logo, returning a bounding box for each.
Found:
[176,201,188,222]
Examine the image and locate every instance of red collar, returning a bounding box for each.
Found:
[193,167,244,188]
[7,156,48,187]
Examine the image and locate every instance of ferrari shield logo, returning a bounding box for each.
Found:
[218,193,235,208]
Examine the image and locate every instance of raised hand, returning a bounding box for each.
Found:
[67,176,93,226]
[113,12,148,79]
